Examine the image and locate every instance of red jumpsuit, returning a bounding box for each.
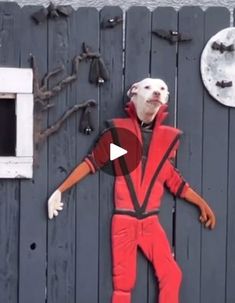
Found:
[84,103,189,303]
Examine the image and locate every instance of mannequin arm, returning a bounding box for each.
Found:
[58,161,92,193]
[183,187,216,229]
[48,161,92,219]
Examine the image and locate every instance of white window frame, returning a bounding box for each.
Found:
[0,68,33,179]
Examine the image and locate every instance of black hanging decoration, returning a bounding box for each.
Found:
[55,5,73,17]
[47,2,60,18]
[39,99,97,143]
[98,57,109,82]
[152,29,192,44]
[32,2,73,24]
[79,102,96,135]
[89,57,101,84]
[31,42,109,108]
[89,56,109,85]
[31,8,48,24]
[101,16,123,29]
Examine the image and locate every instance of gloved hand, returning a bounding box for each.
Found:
[184,187,216,229]
[47,161,92,219]
[48,189,64,219]
[199,202,216,229]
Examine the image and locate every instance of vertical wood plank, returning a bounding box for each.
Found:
[226,109,235,296]
[226,107,235,303]
[99,6,123,303]
[226,12,235,301]
[125,6,151,303]
[74,8,100,303]
[47,8,76,303]
[19,6,48,303]
[0,3,20,303]
[175,7,204,303]
[201,7,229,303]
[149,7,178,303]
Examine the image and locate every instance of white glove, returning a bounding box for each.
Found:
[48,189,64,219]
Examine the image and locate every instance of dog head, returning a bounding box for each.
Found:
[127,78,169,123]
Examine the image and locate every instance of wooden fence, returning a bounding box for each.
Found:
[0,2,234,303]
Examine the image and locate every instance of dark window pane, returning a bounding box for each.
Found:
[0,99,16,156]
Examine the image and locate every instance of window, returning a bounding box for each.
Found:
[0,68,33,178]
[0,94,16,156]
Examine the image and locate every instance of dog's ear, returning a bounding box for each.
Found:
[164,91,170,104]
[127,82,139,98]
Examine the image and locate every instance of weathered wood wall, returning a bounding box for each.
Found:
[0,3,234,303]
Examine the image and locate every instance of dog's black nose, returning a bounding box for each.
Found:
[153,91,160,97]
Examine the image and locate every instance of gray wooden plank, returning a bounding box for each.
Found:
[125,6,151,97]
[201,7,230,303]
[149,7,178,303]
[73,8,100,303]
[226,105,235,303]
[226,11,235,301]
[124,6,151,303]
[18,6,48,303]
[175,7,204,303]
[99,6,123,303]
[0,3,20,303]
[47,7,76,303]
[151,7,177,126]
[226,113,235,299]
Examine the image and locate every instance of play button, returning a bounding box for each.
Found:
[89,126,142,176]
[110,143,127,161]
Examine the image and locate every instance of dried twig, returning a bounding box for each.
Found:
[40,65,64,91]
[39,99,96,141]
[31,54,79,103]
[31,42,109,107]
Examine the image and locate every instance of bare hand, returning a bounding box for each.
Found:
[48,189,64,219]
[199,203,216,229]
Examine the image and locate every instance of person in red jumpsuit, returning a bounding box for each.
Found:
[48,78,216,303]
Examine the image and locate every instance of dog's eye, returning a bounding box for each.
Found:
[160,87,165,90]
[144,85,150,89]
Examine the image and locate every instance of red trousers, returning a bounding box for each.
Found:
[111,215,182,303]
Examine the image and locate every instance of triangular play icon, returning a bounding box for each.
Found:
[110,143,128,161]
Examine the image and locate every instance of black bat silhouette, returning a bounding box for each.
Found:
[211,41,234,53]
[216,80,233,88]
[101,16,123,29]
[32,2,73,24]
[152,29,192,44]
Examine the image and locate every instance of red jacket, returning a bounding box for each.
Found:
[85,102,189,219]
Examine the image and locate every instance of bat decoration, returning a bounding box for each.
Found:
[79,101,97,135]
[101,16,123,29]
[216,80,233,88]
[152,29,192,44]
[211,41,234,53]
[31,42,109,108]
[32,2,73,24]
[39,99,97,142]
[81,42,109,85]
[89,57,109,85]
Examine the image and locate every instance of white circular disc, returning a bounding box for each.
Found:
[201,27,235,107]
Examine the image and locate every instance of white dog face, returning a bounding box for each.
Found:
[127,78,169,123]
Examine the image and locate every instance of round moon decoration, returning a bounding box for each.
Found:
[201,27,235,107]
